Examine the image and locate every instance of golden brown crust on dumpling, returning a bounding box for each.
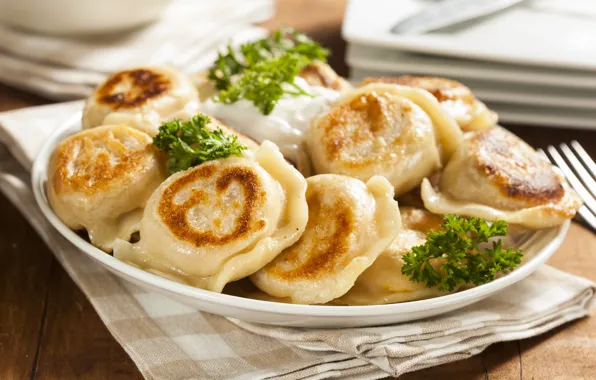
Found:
[157,163,269,249]
[251,174,401,304]
[48,125,166,251]
[113,141,309,293]
[97,68,172,109]
[82,66,199,136]
[307,85,445,197]
[268,190,355,281]
[468,128,564,206]
[52,125,157,196]
[318,92,433,169]
[360,76,497,132]
[422,127,582,229]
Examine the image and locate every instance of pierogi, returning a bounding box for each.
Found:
[251,174,402,304]
[299,61,353,93]
[113,141,308,293]
[335,207,453,305]
[47,125,166,251]
[307,83,463,197]
[421,127,582,229]
[43,27,579,308]
[360,76,497,132]
[82,66,199,136]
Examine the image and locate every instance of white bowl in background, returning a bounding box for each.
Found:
[31,118,570,328]
[0,0,172,35]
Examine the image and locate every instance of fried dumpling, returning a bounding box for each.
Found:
[306,83,463,197]
[47,125,166,251]
[82,66,199,136]
[360,76,497,132]
[113,141,308,293]
[250,174,402,304]
[421,127,582,229]
[299,61,352,93]
[335,207,453,305]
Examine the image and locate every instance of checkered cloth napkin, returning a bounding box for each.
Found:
[1,102,595,379]
[0,0,272,100]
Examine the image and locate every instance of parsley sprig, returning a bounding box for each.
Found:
[401,215,523,292]
[217,54,312,115]
[153,114,247,175]
[208,27,330,115]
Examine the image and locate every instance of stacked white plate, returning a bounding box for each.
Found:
[343,0,596,129]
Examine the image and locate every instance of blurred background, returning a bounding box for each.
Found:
[0,0,594,128]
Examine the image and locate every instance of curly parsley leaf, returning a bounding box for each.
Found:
[216,53,312,115]
[208,45,245,91]
[401,215,523,292]
[240,27,329,64]
[207,27,330,115]
[153,114,247,175]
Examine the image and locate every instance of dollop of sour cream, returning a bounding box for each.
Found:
[199,77,340,163]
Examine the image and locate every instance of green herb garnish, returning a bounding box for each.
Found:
[208,27,330,115]
[401,215,523,292]
[209,45,245,91]
[216,53,313,115]
[153,114,247,175]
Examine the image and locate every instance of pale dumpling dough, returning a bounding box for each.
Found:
[360,76,497,131]
[207,116,260,152]
[421,127,582,229]
[82,66,199,136]
[250,174,402,305]
[335,207,453,305]
[298,61,353,93]
[307,83,463,197]
[47,125,166,251]
[113,141,308,293]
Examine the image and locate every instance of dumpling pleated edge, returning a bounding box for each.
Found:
[114,140,310,293]
[420,178,581,229]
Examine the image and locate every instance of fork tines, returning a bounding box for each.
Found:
[539,141,596,229]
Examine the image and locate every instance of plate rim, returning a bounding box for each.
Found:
[31,117,570,318]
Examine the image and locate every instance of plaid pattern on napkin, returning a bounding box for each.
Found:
[0,103,595,379]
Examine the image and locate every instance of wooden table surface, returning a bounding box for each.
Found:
[1,1,596,379]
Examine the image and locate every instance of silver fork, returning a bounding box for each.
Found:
[538,141,596,230]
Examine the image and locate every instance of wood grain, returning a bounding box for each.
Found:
[33,263,142,379]
[0,195,53,380]
[517,223,596,380]
[0,0,595,379]
[0,83,47,112]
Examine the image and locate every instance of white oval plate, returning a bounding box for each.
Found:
[31,118,569,328]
